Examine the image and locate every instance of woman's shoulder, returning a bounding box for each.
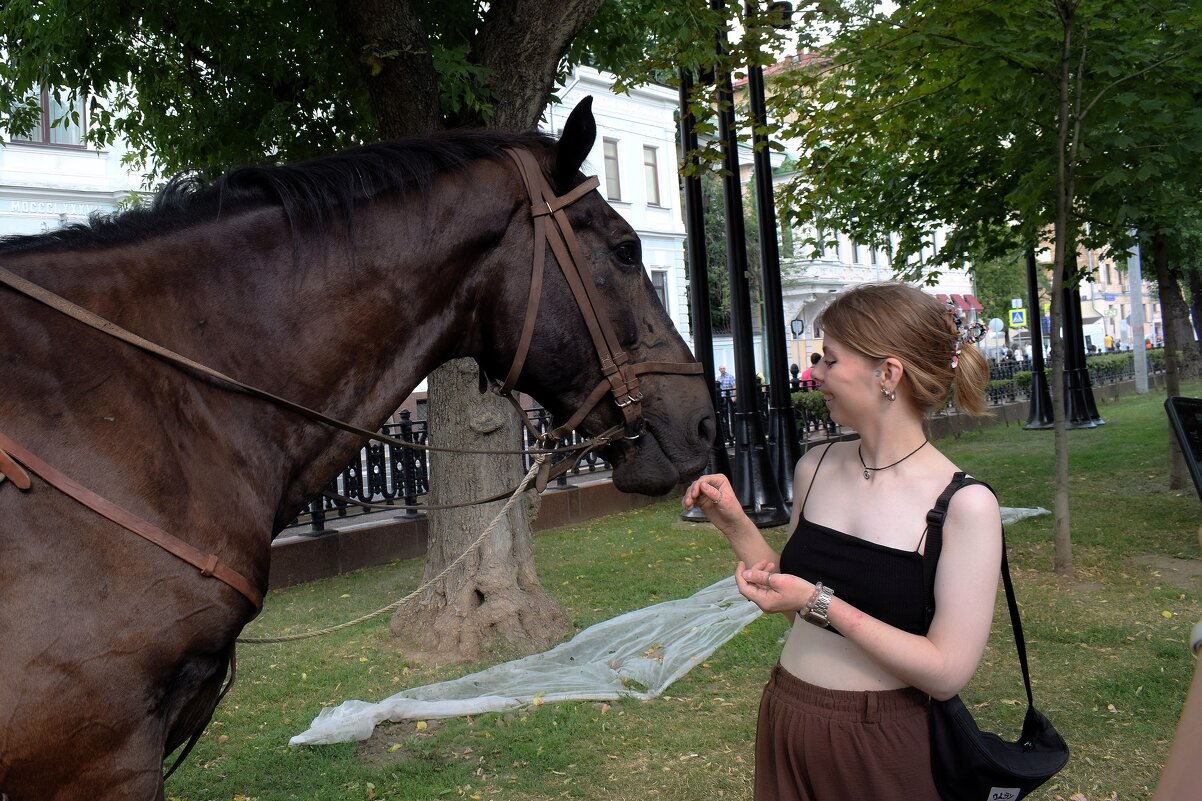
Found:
[942,476,1002,533]
[924,451,1000,518]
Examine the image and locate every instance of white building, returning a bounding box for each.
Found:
[0,91,148,238]
[543,67,693,344]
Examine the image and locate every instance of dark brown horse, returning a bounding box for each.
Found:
[0,101,714,800]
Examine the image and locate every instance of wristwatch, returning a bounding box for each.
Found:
[804,582,834,628]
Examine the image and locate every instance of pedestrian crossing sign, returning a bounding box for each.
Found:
[1009,309,1026,328]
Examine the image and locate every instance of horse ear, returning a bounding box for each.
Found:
[553,96,596,185]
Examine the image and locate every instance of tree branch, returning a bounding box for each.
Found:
[472,0,606,132]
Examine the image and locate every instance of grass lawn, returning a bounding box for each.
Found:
[168,382,1202,801]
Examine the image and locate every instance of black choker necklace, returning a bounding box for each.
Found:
[858,439,929,480]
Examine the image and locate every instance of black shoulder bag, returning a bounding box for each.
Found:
[923,473,1069,801]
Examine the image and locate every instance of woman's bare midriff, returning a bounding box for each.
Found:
[778,615,910,691]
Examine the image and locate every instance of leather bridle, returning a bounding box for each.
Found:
[494,148,703,448]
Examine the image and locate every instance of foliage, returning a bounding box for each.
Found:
[790,389,827,418]
[701,170,762,331]
[0,0,372,179]
[970,249,1039,334]
[768,0,1202,279]
[764,0,1202,575]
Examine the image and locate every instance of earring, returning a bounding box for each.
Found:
[880,386,896,402]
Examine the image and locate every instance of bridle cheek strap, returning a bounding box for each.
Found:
[498,148,702,441]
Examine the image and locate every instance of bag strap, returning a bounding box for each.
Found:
[923,472,1036,709]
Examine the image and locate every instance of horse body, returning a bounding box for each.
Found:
[0,106,714,799]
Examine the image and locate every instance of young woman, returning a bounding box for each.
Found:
[684,282,1001,800]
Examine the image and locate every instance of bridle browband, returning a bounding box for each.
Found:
[493,148,703,448]
[0,144,704,610]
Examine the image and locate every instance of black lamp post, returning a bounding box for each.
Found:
[1061,278,1103,427]
[745,0,801,506]
[710,0,788,527]
[1023,247,1054,429]
[679,67,733,523]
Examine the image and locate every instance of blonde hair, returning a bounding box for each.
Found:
[817,282,990,416]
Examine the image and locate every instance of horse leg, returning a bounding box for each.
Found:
[1,651,233,801]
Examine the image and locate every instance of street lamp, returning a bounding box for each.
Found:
[706,0,788,527]
[746,0,800,507]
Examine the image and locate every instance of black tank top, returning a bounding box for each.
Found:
[779,443,933,637]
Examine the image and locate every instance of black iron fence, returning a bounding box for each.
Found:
[289,351,1162,534]
[290,406,618,534]
[983,350,1161,405]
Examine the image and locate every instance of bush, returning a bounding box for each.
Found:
[791,390,827,420]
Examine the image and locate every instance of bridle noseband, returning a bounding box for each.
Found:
[493,148,703,448]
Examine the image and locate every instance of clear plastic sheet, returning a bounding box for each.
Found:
[290,505,1049,746]
[291,575,760,745]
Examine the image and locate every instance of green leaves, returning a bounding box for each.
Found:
[766,0,1202,281]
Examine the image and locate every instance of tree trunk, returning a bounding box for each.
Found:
[389,359,568,663]
[1160,254,1200,373]
[1050,2,1075,577]
[352,0,606,662]
[1153,233,1188,490]
[471,0,608,131]
[337,0,442,138]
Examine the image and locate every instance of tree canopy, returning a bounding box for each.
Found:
[762,0,1202,573]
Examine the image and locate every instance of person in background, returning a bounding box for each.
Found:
[684,282,1000,800]
[799,352,822,387]
[717,364,736,392]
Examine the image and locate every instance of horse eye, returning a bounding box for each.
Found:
[614,241,640,267]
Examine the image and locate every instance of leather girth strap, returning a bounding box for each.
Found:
[0,430,263,611]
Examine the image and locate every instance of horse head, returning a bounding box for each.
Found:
[483,99,715,496]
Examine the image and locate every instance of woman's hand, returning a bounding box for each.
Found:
[735,560,813,615]
[681,474,746,533]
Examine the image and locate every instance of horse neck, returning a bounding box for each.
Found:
[12,165,517,509]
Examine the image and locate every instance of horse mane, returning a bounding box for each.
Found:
[0,130,555,255]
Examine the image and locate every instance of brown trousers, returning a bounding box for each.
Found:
[754,664,941,801]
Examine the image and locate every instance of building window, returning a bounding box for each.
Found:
[643,145,661,206]
[10,87,86,146]
[603,138,622,201]
[869,247,878,265]
[650,269,669,311]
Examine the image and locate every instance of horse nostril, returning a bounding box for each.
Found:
[696,410,717,446]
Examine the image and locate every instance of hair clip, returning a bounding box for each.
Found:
[946,300,986,368]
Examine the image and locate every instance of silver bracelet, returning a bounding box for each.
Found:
[1191,619,1202,657]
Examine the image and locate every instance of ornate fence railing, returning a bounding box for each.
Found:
[983,350,1159,406]
[288,350,1162,534]
[289,406,618,534]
